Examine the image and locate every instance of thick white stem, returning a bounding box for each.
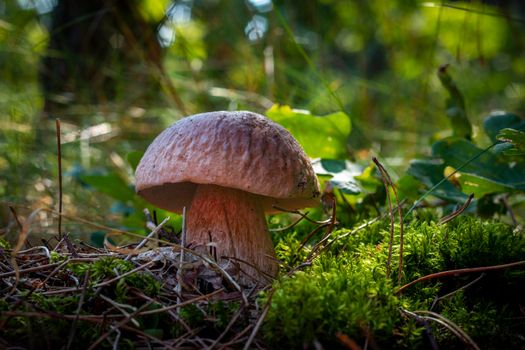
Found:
[186,184,278,284]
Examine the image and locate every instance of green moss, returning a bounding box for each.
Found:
[263,250,414,348]
[88,257,136,281]
[30,294,81,314]
[263,215,524,348]
[1,256,164,348]
[440,218,525,268]
[2,293,101,348]
[274,231,311,267]
[164,301,243,339]
[65,256,162,301]
[49,250,63,263]
[0,237,11,250]
[180,303,206,327]
[208,301,240,329]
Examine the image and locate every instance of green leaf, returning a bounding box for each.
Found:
[492,142,515,155]
[127,151,144,172]
[312,159,362,194]
[80,173,136,202]
[483,111,525,142]
[432,138,525,191]
[395,174,424,201]
[406,159,468,202]
[266,104,351,159]
[355,164,382,193]
[452,171,507,198]
[497,128,525,156]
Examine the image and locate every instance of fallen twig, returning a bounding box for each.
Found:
[0,261,62,279]
[87,301,153,350]
[7,206,24,239]
[396,260,525,294]
[438,193,474,225]
[93,261,155,288]
[124,216,170,261]
[272,205,332,225]
[430,273,485,310]
[138,288,225,316]
[307,197,338,261]
[206,305,245,349]
[401,309,480,350]
[66,267,91,350]
[175,207,186,310]
[219,324,253,350]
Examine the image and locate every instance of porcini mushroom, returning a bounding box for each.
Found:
[135,111,320,284]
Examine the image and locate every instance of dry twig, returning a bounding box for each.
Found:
[438,193,474,225]
[396,260,525,294]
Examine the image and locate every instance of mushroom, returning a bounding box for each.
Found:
[135,111,320,284]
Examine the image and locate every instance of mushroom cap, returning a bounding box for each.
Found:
[135,111,320,213]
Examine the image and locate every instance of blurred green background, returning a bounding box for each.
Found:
[1,0,524,241]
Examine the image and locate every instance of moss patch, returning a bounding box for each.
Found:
[264,216,524,349]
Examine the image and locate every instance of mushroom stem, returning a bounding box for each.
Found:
[186,184,278,284]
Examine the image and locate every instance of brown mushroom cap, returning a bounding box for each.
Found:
[135,111,320,213]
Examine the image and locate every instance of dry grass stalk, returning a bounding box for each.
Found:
[373,157,404,285]
[401,309,480,350]
[55,118,63,239]
[437,193,474,225]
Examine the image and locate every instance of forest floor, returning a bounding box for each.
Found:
[0,208,523,349]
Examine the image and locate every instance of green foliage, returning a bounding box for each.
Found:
[407,159,467,202]
[49,251,62,263]
[407,110,525,217]
[433,138,525,191]
[126,150,144,172]
[483,112,525,143]
[1,255,165,348]
[265,223,397,347]
[179,303,205,326]
[274,231,310,267]
[266,104,351,159]
[30,293,81,314]
[429,137,525,201]
[312,159,378,195]
[497,128,525,156]
[72,158,182,237]
[65,256,162,298]
[399,217,524,296]
[0,237,11,250]
[80,173,136,203]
